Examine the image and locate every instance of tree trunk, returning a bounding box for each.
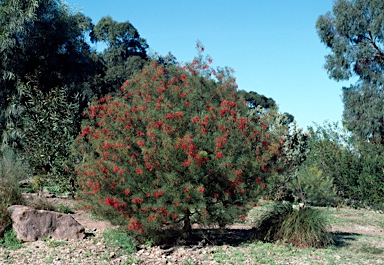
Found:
[182,209,192,234]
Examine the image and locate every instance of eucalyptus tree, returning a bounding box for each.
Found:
[316,0,384,142]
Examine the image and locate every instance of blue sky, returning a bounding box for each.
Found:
[65,0,353,130]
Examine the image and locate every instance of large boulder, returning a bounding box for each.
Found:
[8,205,85,242]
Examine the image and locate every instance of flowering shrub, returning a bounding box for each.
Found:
[74,43,284,240]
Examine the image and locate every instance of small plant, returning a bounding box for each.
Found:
[184,259,197,265]
[43,236,67,248]
[25,197,55,211]
[32,176,43,194]
[0,229,22,250]
[103,228,137,256]
[55,204,74,214]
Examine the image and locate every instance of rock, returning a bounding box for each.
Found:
[8,205,85,242]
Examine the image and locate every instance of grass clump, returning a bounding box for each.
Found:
[255,202,333,248]
[0,147,27,235]
[277,207,333,248]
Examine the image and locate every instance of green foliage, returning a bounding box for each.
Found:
[290,166,338,206]
[305,122,384,208]
[3,85,81,194]
[103,228,136,256]
[266,119,309,201]
[74,44,285,241]
[316,0,384,142]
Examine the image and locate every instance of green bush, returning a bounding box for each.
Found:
[3,85,81,196]
[289,166,338,206]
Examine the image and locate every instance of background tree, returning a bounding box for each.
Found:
[90,16,148,95]
[0,1,149,193]
[0,0,98,192]
[300,122,384,208]
[237,90,294,125]
[0,0,97,136]
[316,0,384,142]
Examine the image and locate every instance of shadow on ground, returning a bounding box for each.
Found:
[332,232,359,247]
[158,228,259,247]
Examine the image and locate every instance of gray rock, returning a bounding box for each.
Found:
[8,205,85,242]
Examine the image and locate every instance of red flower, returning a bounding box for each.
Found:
[135,167,143,175]
[190,116,200,123]
[154,190,165,198]
[197,187,205,193]
[261,124,268,130]
[234,169,244,176]
[80,126,91,137]
[123,189,131,195]
[105,197,119,208]
[181,74,187,80]
[182,159,191,167]
[110,182,117,188]
[132,197,144,204]
[173,214,179,220]
[216,152,223,159]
